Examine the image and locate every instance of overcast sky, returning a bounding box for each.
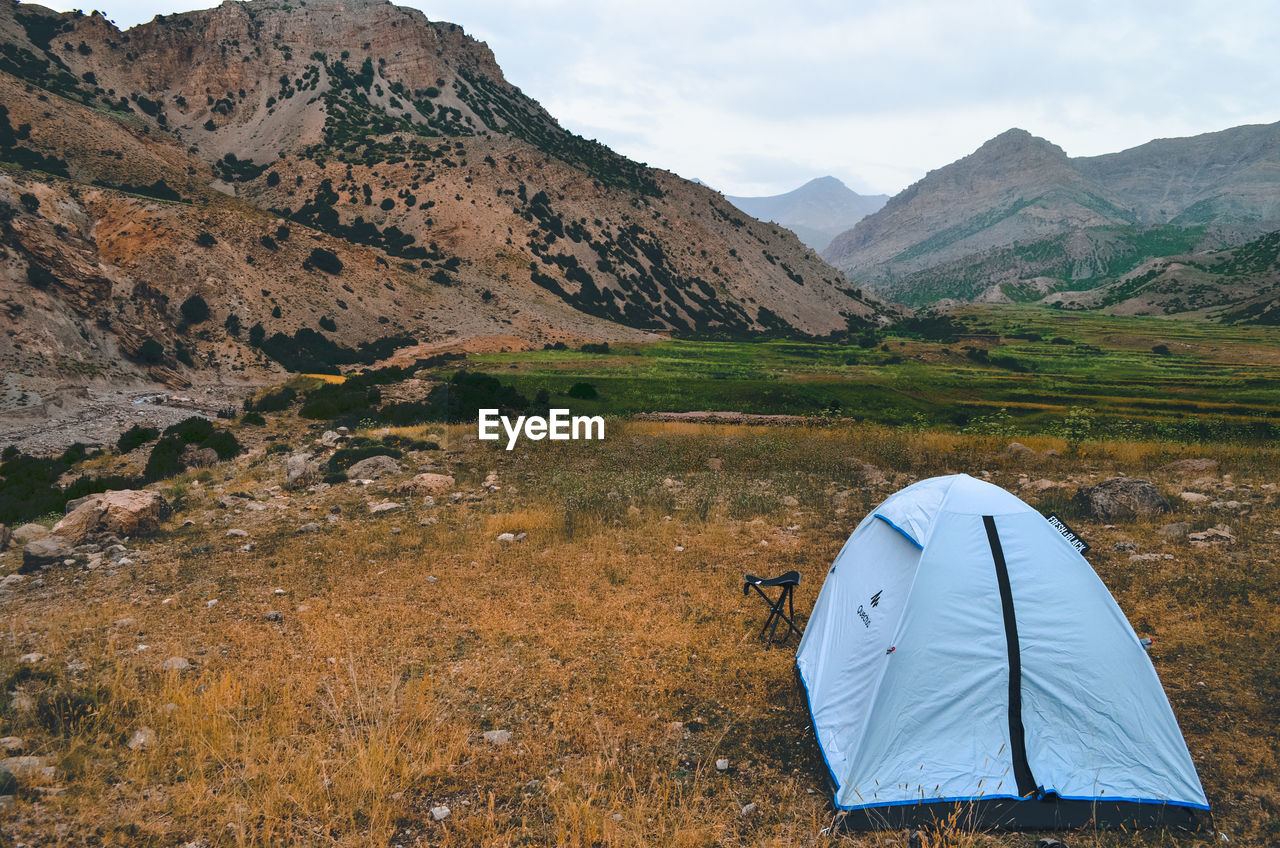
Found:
[46,0,1280,197]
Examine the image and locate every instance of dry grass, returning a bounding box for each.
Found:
[0,421,1276,846]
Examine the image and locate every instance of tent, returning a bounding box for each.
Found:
[795,473,1209,829]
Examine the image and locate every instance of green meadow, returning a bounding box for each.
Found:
[463,307,1280,443]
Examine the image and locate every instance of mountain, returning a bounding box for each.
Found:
[725,176,887,252]
[0,0,893,399]
[823,124,1280,307]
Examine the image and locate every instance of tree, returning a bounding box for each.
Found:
[180,294,210,325]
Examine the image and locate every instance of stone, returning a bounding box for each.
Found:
[398,473,456,496]
[264,610,283,622]
[1159,458,1219,477]
[19,653,44,664]
[1188,524,1234,546]
[430,805,451,821]
[0,756,55,781]
[707,457,723,471]
[1179,491,1209,504]
[12,523,50,546]
[368,501,402,514]
[715,758,729,771]
[483,729,511,745]
[285,454,318,490]
[1002,442,1035,458]
[127,727,157,750]
[781,495,799,508]
[58,490,171,542]
[741,802,758,818]
[496,533,516,543]
[181,445,220,468]
[298,523,321,534]
[0,738,24,755]
[319,430,342,446]
[162,656,191,672]
[0,574,25,591]
[226,529,249,538]
[346,455,403,480]
[1072,478,1169,521]
[22,536,75,571]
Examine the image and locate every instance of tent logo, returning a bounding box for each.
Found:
[1046,513,1090,554]
[870,590,882,608]
[856,604,871,628]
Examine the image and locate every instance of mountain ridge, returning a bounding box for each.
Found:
[725,176,887,252]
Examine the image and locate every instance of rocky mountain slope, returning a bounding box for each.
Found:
[824,124,1280,307]
[724,176,887,252]
[0,0,892,405]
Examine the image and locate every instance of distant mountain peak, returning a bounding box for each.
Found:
[724,177,888,252]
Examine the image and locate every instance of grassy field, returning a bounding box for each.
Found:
[1,417,1277,846]
[464,307,1280,441]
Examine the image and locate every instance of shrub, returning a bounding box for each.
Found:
[579,342,610,354]
[307,247,343,274]
[117,424,159,453]
[1152,344,1171,356]
[19,192,38,213]
[249,386,296,413]
[195,232,216,247]
[319,316,337,331]
[143,435,185,480]
[138,338,164,363]
[240,411,266,425]
[567,382,598,399]
[179,294,210,325]
[265,170,281,187]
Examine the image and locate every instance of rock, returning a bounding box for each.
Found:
[1159,458,1219,477]
[1043,449,1061,458]
[496,533,516,543]
[298,523,321,534]
[707,457,723,471]
[161,656,191,672]
[430,805,451,821]
[336,426,350,436]
[0,756,54,781]
[346,455,403,480]
[22,536,75,571]
[0,769,15,795]
[1158,522,1190,539]
[1072,478,1169,521]
[1188,524,1234,546]
[741,802,757,818]
[715,758,729,771]
[1021,478,1063,492]
[12,523,50,545]
[860,463,888,486]
[399,473,456,496]
[0,738,24,755]
[368,501,402,514]
[226,528,249,538]
[264,610,283,622]
[19,653,44,665]
[0,574,26,591]
[1002,442,1035,458]
[1112,541,1136,553]
[0,524,10,551]
[127,727,157,750]
[284,454,318,490]
[483,729,511,745]
[319,430,342,446]
[1179,491,1209,504]
[52,490,171,543]
[181,445,220,468]
[781,495,799,508]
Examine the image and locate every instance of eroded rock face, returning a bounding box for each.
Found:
[52,490,171,544]
[398,473,456,496]
[1073,477,1170,521]
[346,455,403,480]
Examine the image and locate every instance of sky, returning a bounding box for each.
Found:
[42,0,1280,197]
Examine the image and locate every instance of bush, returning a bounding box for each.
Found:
[249,386,296,413]
[194,232,217,247]
[579,342,611,354]
[143,435,185,481]
[319,316,336,331]
[567,382,598,399]
[1152,344,1171,356]
[180,294,210,325]
[307,247,343,274]
[117,424,159,453]
[138,338,164,363]
[240,411,266,425]
[19,192,38,213]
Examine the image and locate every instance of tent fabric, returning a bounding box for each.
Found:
[795,474,1209,829]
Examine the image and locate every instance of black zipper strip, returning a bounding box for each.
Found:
[983,514,1039,799]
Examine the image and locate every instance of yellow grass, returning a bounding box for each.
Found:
[0,421,1276,846]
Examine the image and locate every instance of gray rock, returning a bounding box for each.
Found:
[0,756,54,781]
[781,495,800,508]
[264,610,283,622]
[11,523,49,546]
[0,737,24,755]
[1159,458,1219,477]
[1002,442,1035,458]
[127,727,156,751]
[226,528,249,538]
[22,536,74,571]
[483,729,511,745]
[741,802,758,818]
[1073,478,1169,521]
[1179,491,1209,504]
[347,455,403,480]
[284,454,317,491]
[298,523,321,534]
[715,758,729,771]
[430,805,451,821]
[161,656,191,673]
[19,653,44,665]
[496,532,516,543]
[0,574,25,591]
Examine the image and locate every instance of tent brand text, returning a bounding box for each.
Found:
[478,408,605,450]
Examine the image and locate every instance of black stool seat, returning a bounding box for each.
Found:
[743,570,802,648]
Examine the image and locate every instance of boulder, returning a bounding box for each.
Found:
[52,490,170,544]
[1002,442,1035,458]
[22,536,75,571]
[1158,458,1219,477]
[1073,478,1169,521]
[346,455,403,480]
[398,473,456,496]
[1158,522,1190,539]
[127,727,157,750]
[11,523,49,546]
[368,501,402,514]
[180,445,220,468]
[284,454,317,490]
[1179,492,1209,504]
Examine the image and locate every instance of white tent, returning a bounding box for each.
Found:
[795,474,1209,829]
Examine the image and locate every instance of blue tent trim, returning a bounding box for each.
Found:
[872,513,923,549]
